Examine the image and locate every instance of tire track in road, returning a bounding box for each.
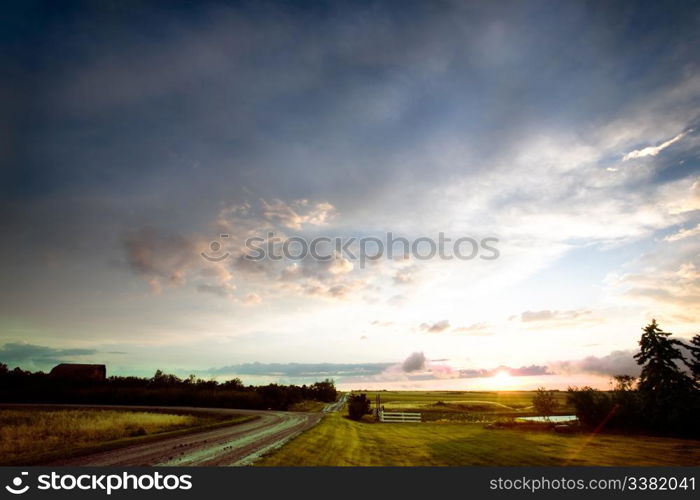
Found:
[9,405,320,467]
[7,397,346,466]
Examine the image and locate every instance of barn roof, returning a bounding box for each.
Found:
[49,363,106,378]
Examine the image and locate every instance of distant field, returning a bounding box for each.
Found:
[0,408,252,465]
[362,390,572,422]
[364,390,569,408]
[258,411,700,466]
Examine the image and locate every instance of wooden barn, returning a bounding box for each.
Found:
[49,363,106,381]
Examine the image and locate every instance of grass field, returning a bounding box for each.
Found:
[0,408,252,465]
[361,390,572,422]
[258,392,700,466]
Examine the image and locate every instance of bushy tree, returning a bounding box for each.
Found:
[532,387,558,421]
[311,379,337,402]
[568,377,641,430]
[567,386,614,427]
[221,377,245,390]
[347,393,371,420]
[610,375,642,428]
[149,369,182,387]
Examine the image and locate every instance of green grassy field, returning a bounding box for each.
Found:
[0,408,252,465]
[257,411,700,466]
[364,390,569,408]
[259,391,700,466]
[361,390,572,422]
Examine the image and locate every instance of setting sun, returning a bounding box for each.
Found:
[490,370,513,388]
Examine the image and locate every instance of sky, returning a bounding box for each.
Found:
[1,0,699,390]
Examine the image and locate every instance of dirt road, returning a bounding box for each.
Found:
[322,392,348,413]
[2,404,324,466]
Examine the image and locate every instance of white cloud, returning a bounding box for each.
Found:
[606,245,700,326]
[419,320,450,333]
[453,322,492,335]
[519,309,592,323]
[243,293,262,305]
[622,130,689,161]
[665,223,700,242]
[197,283,236,298]
[260,199,336,229]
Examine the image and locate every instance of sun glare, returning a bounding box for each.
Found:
[491,370,513,388]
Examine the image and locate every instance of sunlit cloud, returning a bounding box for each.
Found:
[664,223,700,242]
[518,310,592,323]
[622,130,690,161]
[419,320,450,333]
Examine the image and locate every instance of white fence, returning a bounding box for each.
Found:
[379,411,421,423]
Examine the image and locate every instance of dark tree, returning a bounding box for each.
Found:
[567,386,614,427]
[532,387,558,421]
[611,375,635,392]
[610,375,641,428]
[0,365,334,411]
[567,321,700,437]
[221,377,245,390]
[149,369,181,387]
[310,379,337,402]
[347,393,371,421]
[634,320,694,430]
[567,376,641,430]
[685,334,700,386]
[635,320,690,391]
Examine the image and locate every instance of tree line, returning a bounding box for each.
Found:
[559,320,699,438]
[0,366,337,411]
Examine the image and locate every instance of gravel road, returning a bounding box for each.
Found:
[1,404,325,466]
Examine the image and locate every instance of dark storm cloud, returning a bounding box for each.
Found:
[2,0,698,270]
[401,352,426,372]
[5,1,699,206]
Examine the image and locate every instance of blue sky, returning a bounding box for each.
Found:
[1,0,699,389]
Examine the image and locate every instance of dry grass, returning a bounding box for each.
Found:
[0,409,222,465]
